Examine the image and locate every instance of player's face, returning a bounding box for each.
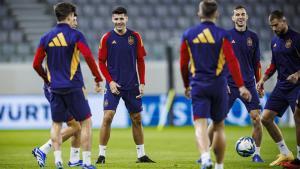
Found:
[112,14,128,32]
[269,18,287,36]
[232,8,248,27]
[71,16,78,29]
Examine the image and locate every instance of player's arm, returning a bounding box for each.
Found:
[223,38,251,101]
[133,32,146,85]
[180,40,191,98]
[76,35,102,83]
[133,32,146,98]
[32,45,48,83]
[287,36,300,83]
[98,33,113,83]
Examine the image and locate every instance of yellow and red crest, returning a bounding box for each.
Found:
[128,36,135,45]
[285,39,292,48]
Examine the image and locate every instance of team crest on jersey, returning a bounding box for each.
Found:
[285,39,292,48]
[128,36,134,45]
[247,37,253,46]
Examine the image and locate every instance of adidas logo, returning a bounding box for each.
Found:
[48,32,68,47]
[112,40,117,44]
[232,39,236,44]
[193,28,215,44]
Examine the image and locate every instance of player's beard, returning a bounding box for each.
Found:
[274,29,285,36]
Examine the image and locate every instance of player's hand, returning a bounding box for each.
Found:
[256,80,264,97]
[239,86,252,102]
[184,87,191,99]
[136,84,145,99]
[95,82,104,94]
[227,85,231,94]
[286,72,300,84]
[109,81,121,95]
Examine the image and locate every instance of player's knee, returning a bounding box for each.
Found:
[261,116,272,126]
[68,120,81,132]
[250,112,261,124]
[72,122,81,132]
[131,113,142,126]
[103,115,114,126]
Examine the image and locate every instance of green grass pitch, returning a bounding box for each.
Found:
[0,126,296,169]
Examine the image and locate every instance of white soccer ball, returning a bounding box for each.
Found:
[235,136,256,157]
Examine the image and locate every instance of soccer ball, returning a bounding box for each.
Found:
[235,136,256,157]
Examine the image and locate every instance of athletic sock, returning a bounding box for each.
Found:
[136,144,146,158]
[201,152,211,165]
[215,163,223,169]
[40,139,52,154]
[99,145,106,157]
[54,150,62,164]
[254,146,261,155]
[276,140,290,155]
[69,147,80,163]
[82,151,91,166]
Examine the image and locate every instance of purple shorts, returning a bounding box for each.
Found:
[44,85,74,122]
[265,84,300,117]
[228,85,261,113]
[191,77,228,122]
[49,87,91,122]
[103,87,142,113]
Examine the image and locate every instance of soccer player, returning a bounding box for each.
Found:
[180,1,251,169]
[32,13,83,168]
[32,2,102,169]
[226,5,264,162]
[256,10,300,166]
[281,71,300,168]
[96,6,155,164]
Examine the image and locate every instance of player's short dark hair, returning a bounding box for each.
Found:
[269,10,284,21]
[200,0,218,18]
[54,2,76,21]
[234,5,246,11]
[112,6,127,15]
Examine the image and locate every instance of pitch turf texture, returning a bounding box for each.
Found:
[0,126,295,169]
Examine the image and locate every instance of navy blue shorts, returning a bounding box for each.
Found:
[50,87,91,122]
[103,87,142,113]
[228,85,261,113]
[265,85,300,117]
[191,77,228,122]
[43,84,74,122]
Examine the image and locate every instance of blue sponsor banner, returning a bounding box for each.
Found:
[0,94,290,129]
[140,94,284,126]
[139,95,193,126]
